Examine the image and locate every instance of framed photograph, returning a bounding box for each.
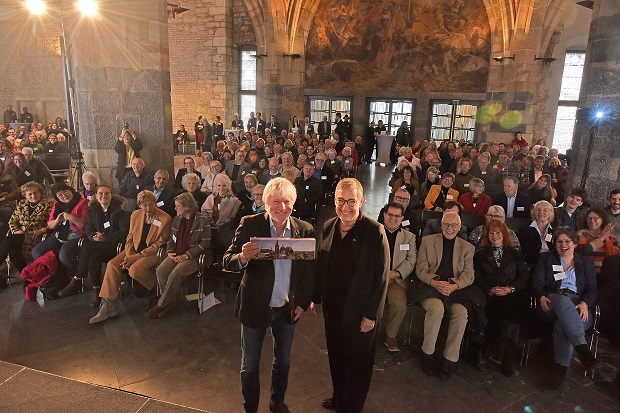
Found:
[250,237,316,260]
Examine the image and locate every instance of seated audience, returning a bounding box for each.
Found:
[469,206,521,250]
[424,172,458,211]
[201,174,241,230]
[389,160,411,187]
[420,166,440,203]
[381,202,417,353]
[494,176,531,219]
[527,174,555,205]
[577,207,619,273]
[225,149,251,193]
[196,151,214,178]
[23,132,44,155]
[391,165,421,201]
[519,200,555,269]
[148,192,212,319]
[201,160,223,194]
[236,173,258,218]
[531,227,600,390]
[181,172,207,207]
[8,153,35,187]
[453,158,475,197]
[259,157,281,185]
[90,190,172,324]
[174,157,202,190]
[474,220,529,376]
[0,182,52,281]
[548,157,569,205]
[313,152,335,203]
[116,158,154,210]
[31,183,89,282]
[553,188,586,230]
[80,170,99,200]
[413,212,478,380]
[459,178,492,216]
[150,169,177,217]
[293,162,322,224]
[43,134,69,154]
[605,188,620,240]
[60,186,130,303]
[377,188,418,233]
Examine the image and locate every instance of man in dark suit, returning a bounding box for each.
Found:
[268,115,281,135]
[377,188,418,234]
[212,115,224,143]
[312,178,390,413]
[318,115,331,140]
[151,169,177,217]
[494,176,531,219]
[225,149,252,194]
[247,111,257,130]
[256,112,266,135]
[231,113,244,130]
[224,178,316,413]
[312,152,335,204]
[293,162,322,224]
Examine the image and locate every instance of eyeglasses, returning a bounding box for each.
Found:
[441,223,459,229]
[486,214,502,220]
[586,216,602,221]
[384,212,403,219]
[394,195,410,202]
[336,198,357,207]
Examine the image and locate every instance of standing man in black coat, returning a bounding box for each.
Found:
[312,178,390,413]
[293,162,322,224]
[212,115,224,144]
[223,178,316,413]
[318,115,331,140]
[256,112,266,135]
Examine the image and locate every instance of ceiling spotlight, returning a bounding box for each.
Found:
[167,3,189,18]
[77,0,98,16]
[493,55,515,63]
[25,0,46,14]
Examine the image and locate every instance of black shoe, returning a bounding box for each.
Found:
[421,353,434,376]
[269,402,292,413]
[574,344,602,371]
[438,357,454,381]
[58,278,82,297]
[543,363,567,391]
[321,397,336,411]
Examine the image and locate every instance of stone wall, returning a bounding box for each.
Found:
[169,0,242,135]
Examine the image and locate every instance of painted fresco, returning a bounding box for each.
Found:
[305,0,491,92]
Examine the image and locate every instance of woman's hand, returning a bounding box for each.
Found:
[121,253,141,269]
[360,317,375,333]
[576,301,589,322]
[600,224,614,241]
[540,296,552,312]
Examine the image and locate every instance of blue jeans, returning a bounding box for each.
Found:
[538,292,594,366]
[240,308,296,413]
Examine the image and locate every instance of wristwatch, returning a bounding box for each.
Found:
[509,286,516,293]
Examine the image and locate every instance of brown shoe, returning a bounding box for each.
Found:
[385,336,400,352]
[58,278,82,297]
[146,304,164,319]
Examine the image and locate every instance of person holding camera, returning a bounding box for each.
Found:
[114,126,143,185]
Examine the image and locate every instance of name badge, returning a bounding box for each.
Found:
[481,171,487,175]
[241,171,246,175]
[446,195,454,200]
[401,220,410,226]
[464,184,469,188]
[545,234,553,242]
[172,234,177,242]
[103,221,111,229]
[49,149,53,152]
[24,171,31,176]
[136,185,140,190]
[157,201,164,207]
[554,272,567,281]
[331,160,335,164]
[401,185,407,190]
[153,219,162,227]
[517,206,525,211]
[552,265,564,272]
[87,196,92,201]
[437,175,442,179]
[400,244,410,251]
[321,176,327,180]
[305,185,309,190]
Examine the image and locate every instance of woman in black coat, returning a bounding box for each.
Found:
[474,220,529,376]
[115,129,143,184]
[518,200,554,270]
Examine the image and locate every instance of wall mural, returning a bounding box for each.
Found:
[305,0,491,92]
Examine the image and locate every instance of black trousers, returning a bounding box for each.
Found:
[0,233,27,272]
[325,314,379,413]
[75,239,120,287]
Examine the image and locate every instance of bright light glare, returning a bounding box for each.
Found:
[25,0,46,14]
[596,111,604,119]
[77,0,98,16]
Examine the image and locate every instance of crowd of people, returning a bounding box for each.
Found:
[2,108,620,413]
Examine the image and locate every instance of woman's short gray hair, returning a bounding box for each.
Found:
[263,177,297,205]
[486,205,505,221]
[137,190,157,206]
[82,171,99,185]
[174,192,198,214]
[532,200,554,222]
[181,172,200,190]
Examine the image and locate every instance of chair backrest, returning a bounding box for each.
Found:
[505,217,532,234]
[461,214,486,235]
[40,152,71,171]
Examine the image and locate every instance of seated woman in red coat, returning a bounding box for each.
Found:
[459,178,492,215]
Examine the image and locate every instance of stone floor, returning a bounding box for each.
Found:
[0,159,618,413]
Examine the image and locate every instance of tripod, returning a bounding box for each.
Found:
[70,151,87,189]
